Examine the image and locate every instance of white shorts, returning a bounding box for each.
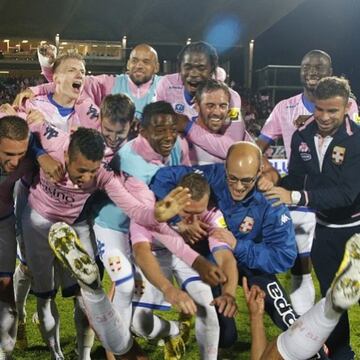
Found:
[132,248,202,311]
[21,205,95,297]
[0,214,17,277]
[289,208,316,255]
[93,223,133,285]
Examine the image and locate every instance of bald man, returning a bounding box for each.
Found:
[18,43,161,122]
[150,142,299,336]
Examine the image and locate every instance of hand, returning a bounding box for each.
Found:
[26,109,45,125]
[192,256,227,287]
[0,103,17,116]
[38,43,57,64]
[163,285,197,315]
[211,293,238,317]
[13,88,35,108]
[242,277,265,318]
[176,114,190,134]
[209,228,236,249]
[177,217,209,245]
[37,154,65,183]
[265,186,292,206]
[257,175,274,192]
[293,115,312,128]
[155,186,191,222]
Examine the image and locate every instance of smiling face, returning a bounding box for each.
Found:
[141,113,177,157]
[180,52,212,95]
[127,45,159,85]
[300,53,332,95]
[101,116,131,151]
[53,58,86,103]
[196,89,230,133]
[314,96,349,137]
[0,137,29,174]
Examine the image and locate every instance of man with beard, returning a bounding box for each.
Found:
[256,50,358,316]
[265,76,360,359]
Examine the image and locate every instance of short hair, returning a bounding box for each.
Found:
[68,127,105,162]
[142,101,176,129]
[302,49,332,66]
[178,173,210,201]
[100,94,135,125]
[195,79,231,103]
[53,50,85,73]
[314,76,351,103]
[0,115,29,141]
[177,41,218,76]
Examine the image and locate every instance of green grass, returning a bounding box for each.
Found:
[13,272,360,359]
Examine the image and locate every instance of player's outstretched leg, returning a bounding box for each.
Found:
[48,222,148,359]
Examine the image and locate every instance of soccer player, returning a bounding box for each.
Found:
[244,233,360,360]
[150,142,299,337]
[20,126,189,359]
[130,173,235,360]
[257,50,359,316]
[266,76,360,359]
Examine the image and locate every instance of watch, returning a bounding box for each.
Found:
[291,191,301,205]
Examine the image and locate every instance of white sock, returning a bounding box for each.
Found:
[37,297,63,359]
[0,300,17,354]
[74,297,94,360]
[13,264,31,322]
[112,280,134,332]
[186,282,219,360]
[131,307,179,339]
[80,287,132,355]
[290,273,315,315]
[277,296,341,360]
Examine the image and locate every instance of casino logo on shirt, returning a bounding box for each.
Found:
[239,216,254,233]
[175,103,185,113]
[298,142,311,161]
[332,146,346,165]
[228,107,240,121]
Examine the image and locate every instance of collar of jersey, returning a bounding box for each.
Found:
[301,93,315,113]
[48,94,75,117]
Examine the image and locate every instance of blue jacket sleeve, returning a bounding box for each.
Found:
[27,132,46,159]
[235,204,297,274]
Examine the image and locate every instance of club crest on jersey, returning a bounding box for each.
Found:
[239,216,254,233]
[108,256,121,273]
[134,279,145,296]
[298,142,311,161]
[175,103,185,113]
[332,146,346,165]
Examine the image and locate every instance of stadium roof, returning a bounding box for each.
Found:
[0,0,307,47]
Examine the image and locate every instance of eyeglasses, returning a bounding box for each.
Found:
[226,173,258,186]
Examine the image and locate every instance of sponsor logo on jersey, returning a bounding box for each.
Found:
[280,213,290,225]
[40,178,75,205]
[239,216,254,233]
[298,141,311,161]
[87,104,99,120]
[44,125,59,140]
[332,146,346,165]
[175,103,185,113]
